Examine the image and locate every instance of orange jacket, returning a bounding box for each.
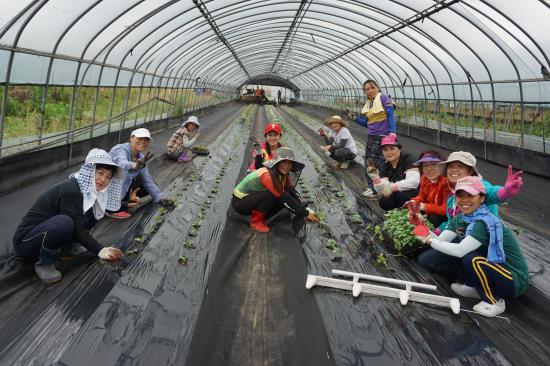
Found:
[411,175,450,216]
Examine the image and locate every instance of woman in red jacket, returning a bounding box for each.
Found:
[247,123,283,173]
[408,150,449,227]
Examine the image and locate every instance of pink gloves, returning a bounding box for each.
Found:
[497,165,523,201]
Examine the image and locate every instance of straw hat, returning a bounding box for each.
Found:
[323,115,348,127]
[263,147,305,172]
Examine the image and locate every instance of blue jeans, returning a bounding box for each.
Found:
[417,248,457,279]
[14,214,74,262]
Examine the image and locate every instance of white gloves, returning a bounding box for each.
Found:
[365,159,380,182]
[98,247,124,260]
[374,178,394,198]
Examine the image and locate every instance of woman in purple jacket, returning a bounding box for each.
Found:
[348,79,397,198]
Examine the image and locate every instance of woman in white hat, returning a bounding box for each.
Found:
[437,151,523,232]
[108,128,174,219]
[12,149,125,283]
[232,147,318,233]
[415,176,528,317]
[166,116,201,162]
[319,115,357,169]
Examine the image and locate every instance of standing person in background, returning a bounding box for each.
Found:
[166,116,200,162]
[255,86,261,104]
[348,79,397,198]
[12,149,124,283]
[108,128,174,219]
[277,89,282,105]
[318,115,357,169]
[248,123,284,173]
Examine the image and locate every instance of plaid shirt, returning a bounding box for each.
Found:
[166,127,198,158]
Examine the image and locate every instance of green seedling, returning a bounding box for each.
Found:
[383,208,433,254]
[126,249,139,256]
[192,220,202,229]
[331,247,343,262]
[351,214,362,224]
[189,228,199,237]
[335,192,345,198]
[178,255,188,266]
[326,239,337,250]
[318,221,330,231]
[134,237,144,243]
[183,240,195,249]
[376,252,388,268]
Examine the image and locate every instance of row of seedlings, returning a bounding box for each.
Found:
[176,104,256,266]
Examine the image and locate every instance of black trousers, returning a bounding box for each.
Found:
[232,192,282,218]
[379,189,419,211]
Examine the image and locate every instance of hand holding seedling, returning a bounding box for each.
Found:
[365,159,380,182]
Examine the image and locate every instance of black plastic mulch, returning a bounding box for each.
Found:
[186,105,334,366]
[0,103,246,364]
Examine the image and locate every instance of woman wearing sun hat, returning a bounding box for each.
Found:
[415,176,528,317]
[406,150,450,227]
[12,149,125,283]
[437,151,523,232]
[233,147,318,233]
[166,116,201,162]
[318,115,358,169]
[248,123,284,173]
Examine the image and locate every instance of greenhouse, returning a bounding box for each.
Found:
[0,1,549,365]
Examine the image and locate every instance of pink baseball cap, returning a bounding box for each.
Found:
[380,134,400,147]
[454,176,486,195]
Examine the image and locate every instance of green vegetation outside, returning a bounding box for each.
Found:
[0,85,223,141]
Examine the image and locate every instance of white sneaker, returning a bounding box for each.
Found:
[324,150,331,158]
[361,188,379,199]
[473,299,506,317]
[339,161,349,169]
[451,283,481,299]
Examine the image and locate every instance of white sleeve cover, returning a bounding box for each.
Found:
[438,230,458,242]
[430,235,483,258]
[396,169,420,191]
